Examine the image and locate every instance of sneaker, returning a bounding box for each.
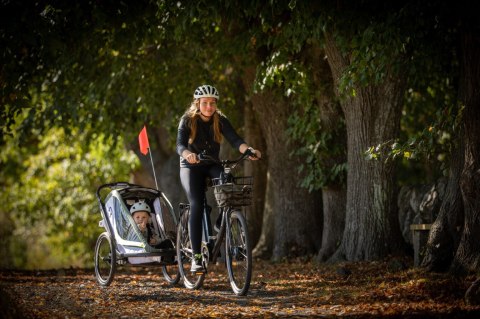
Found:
[191,254,205,273]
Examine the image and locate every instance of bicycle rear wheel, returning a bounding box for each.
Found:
[176,209,205,289]
[225,210,252,296]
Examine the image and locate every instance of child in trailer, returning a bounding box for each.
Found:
[126,200,164,247]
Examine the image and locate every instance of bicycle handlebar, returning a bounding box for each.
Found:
[197,149,257,169]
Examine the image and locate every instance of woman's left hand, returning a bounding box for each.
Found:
[249,149,261,160]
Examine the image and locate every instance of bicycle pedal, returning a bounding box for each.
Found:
[208,236,217,240]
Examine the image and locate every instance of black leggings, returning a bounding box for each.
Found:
[180,164,222,255]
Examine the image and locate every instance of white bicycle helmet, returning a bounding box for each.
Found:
[130,201,151,215]
[193,84,220,100]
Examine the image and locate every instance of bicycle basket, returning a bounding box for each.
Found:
[212,176,253,207]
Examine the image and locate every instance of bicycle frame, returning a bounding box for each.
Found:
[180,198,229,267]
[202,203,233,266]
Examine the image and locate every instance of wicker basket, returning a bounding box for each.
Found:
[212,176,253,207]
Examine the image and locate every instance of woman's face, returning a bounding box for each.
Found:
[198,97,217,118]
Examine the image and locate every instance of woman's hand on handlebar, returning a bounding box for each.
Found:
[244,147,261,160]
[183,150,200,164]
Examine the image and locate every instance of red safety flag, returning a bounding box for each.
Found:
[138,125,150,155]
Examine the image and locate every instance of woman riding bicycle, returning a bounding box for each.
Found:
[176,84,261,273]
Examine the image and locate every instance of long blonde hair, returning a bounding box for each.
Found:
[185,99,223,144]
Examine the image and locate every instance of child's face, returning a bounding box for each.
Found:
[132,211,150,227]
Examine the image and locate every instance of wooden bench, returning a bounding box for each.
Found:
[410,224,432,267]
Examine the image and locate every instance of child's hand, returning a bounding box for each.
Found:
[137,221,147,231]
[150,235,160,245]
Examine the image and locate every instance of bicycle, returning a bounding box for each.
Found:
[176,150,255,296]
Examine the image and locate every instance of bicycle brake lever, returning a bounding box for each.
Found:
[243,148,258,160]
[197,150,209,161]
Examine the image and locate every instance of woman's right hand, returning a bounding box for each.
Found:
[183,151,200,164]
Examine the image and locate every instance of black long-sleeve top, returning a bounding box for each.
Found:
[176,113,245,168]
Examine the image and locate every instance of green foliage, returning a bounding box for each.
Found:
[1,123,138,269]
[366,96,462,182]
[2,1,178,140]
[254,51,306,96]
[248,1,348,191]
[288,105,347,191]
[363,1,460,184]
[255,49,346,191]
[326,5,415,98]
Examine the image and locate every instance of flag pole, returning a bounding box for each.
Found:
[138,125,159,191]
[147,147,159,190]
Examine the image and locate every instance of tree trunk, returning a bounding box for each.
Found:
[251,89,322,260]
[451,32,480,275]
[324,33,405,261]
[252,173,274,259]
[465,278,480,305]
[243,95,268,248]
[240,67,272,258]
[0,211,14,268]
[317,186,346,261]
[304,41,347,262]
[421,141,464,271]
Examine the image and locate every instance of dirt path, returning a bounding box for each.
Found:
[1,259,480,318]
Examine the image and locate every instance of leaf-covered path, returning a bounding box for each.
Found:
[2,259,480,318]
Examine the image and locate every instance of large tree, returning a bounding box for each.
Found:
[298,42,347,262]
[324,33,406,260]
[250,85,323,259]
[450,25,480,274]
[312,2,414,261]
[413,2,480,275]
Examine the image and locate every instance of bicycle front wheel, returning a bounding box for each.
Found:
[225,210,252,296]
[176,209,205,289]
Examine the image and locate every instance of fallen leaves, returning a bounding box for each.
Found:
[1,258,480,318]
